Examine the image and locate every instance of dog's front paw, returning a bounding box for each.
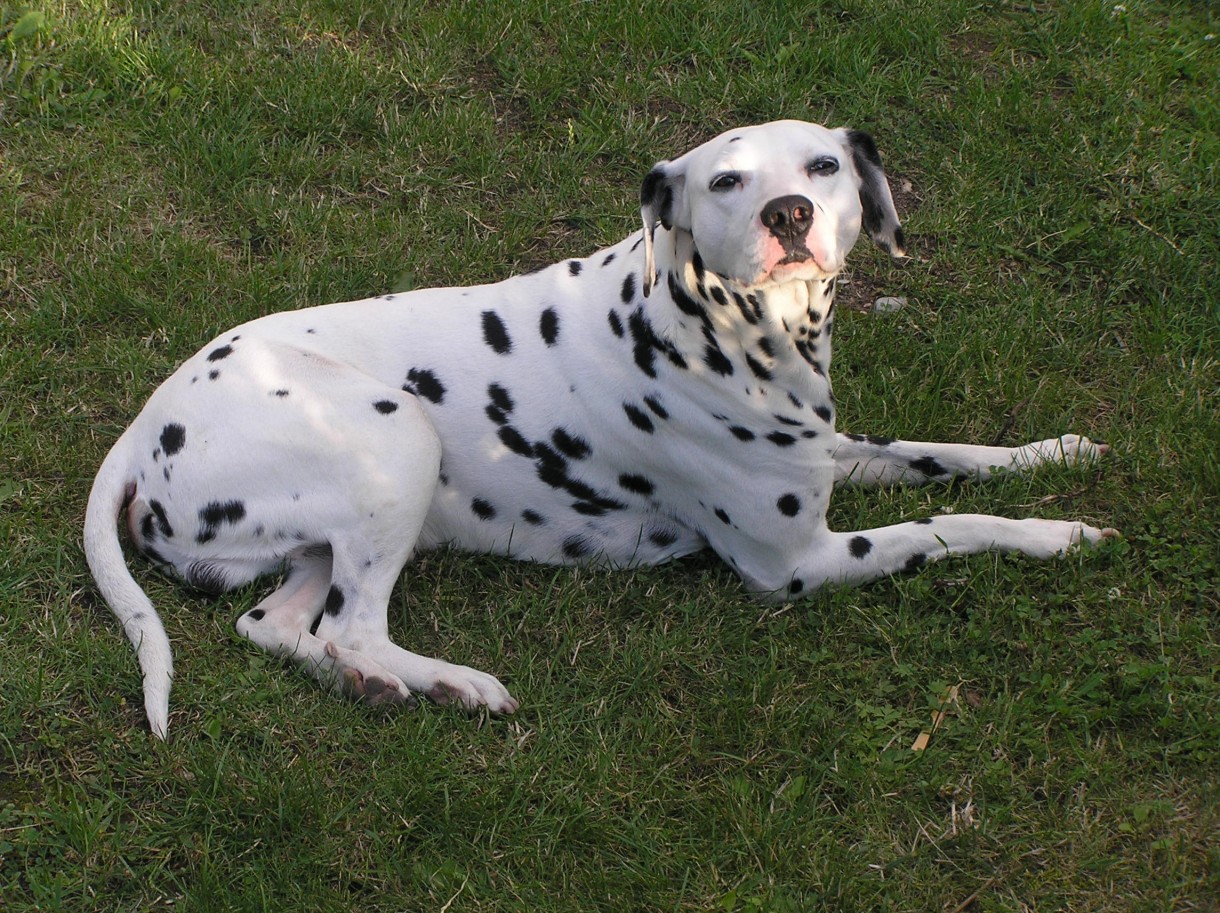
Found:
[427,664,520,715]
[1074,522,1121,549]
[1019,434,1110,469]
[1019,519,1119,558]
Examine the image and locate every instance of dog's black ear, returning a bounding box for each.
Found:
[844,130,906,258]
[639,159,688,297]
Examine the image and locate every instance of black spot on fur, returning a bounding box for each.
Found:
[732,291,759,325]
[849,536,873,558]
[745,353,773,381]
[905,553,928,572]
[488,383,514,414]
[608,309,625,338]
[703,344,734,377]
[498,426,534,457]
[643,395,668,419]
[669,273,708,322]
[767,431,797,447]
[207,344,233,362]
[648,528,678,548]
[627,308,660,379]
[540,308,560,346]
[471,498,497,520]
[729,425,755,442]
[691,248,706,283]
[788,578,805,595]
[150,500,174,538]
[623,403,654,433]
[814,405,834,424]
[273,389,290,398]
[404,367,446,404]
[482,310,513,354]
[714,508,731,525]
[621,273,636,304]
[568,260,582,276]
[847,433,895,447]
[915,517,934,525]
[208,370,220,381]
[562,536,591,559]
[618,473,654,496]
[160,423,186,457]
[247,609,266,621]
[773,414,803,427]
[373,399,399,414]
[777,494,801,517]
[909,456,948,477]
[196,500,246,543]
[603,252,617,266]
[185,561,229,595]
[552,428,591,460]
[324,585,345,616]
[521,509,545,525]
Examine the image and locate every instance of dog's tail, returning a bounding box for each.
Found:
[83,431,173,740]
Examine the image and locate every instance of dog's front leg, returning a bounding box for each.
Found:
[727,514,1118,601]
[831,433,1109,487]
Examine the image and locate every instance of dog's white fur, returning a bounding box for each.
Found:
[85,121,1115,739]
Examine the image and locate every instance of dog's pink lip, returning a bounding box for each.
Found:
[755,255,833,285]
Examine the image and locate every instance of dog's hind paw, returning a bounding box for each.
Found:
[324,641,417,708]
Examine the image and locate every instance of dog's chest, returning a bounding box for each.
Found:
[394,255,839,567]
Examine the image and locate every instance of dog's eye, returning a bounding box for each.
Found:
[710,173,742,192]
[808,157,839,176]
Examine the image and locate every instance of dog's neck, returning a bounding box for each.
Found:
[645,227,837,410]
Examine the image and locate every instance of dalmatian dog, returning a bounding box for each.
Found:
[84,120,1116,739]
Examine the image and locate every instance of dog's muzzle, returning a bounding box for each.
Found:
[761,194,815,260]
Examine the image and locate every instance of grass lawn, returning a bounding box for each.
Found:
[1,1,1217,910]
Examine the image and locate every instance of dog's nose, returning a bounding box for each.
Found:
[761,195,814,242]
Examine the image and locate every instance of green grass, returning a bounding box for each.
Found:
[2,1,1217,910]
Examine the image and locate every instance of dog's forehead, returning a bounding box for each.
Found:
[690,121,846,175]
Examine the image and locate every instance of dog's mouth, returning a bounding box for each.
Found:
[759,251,828,284]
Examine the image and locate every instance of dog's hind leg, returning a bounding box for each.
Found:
[228,377,517,715]
[310,518,519,714]
[234,550,414,706]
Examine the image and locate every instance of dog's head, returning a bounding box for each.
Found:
[639,121,905,295]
